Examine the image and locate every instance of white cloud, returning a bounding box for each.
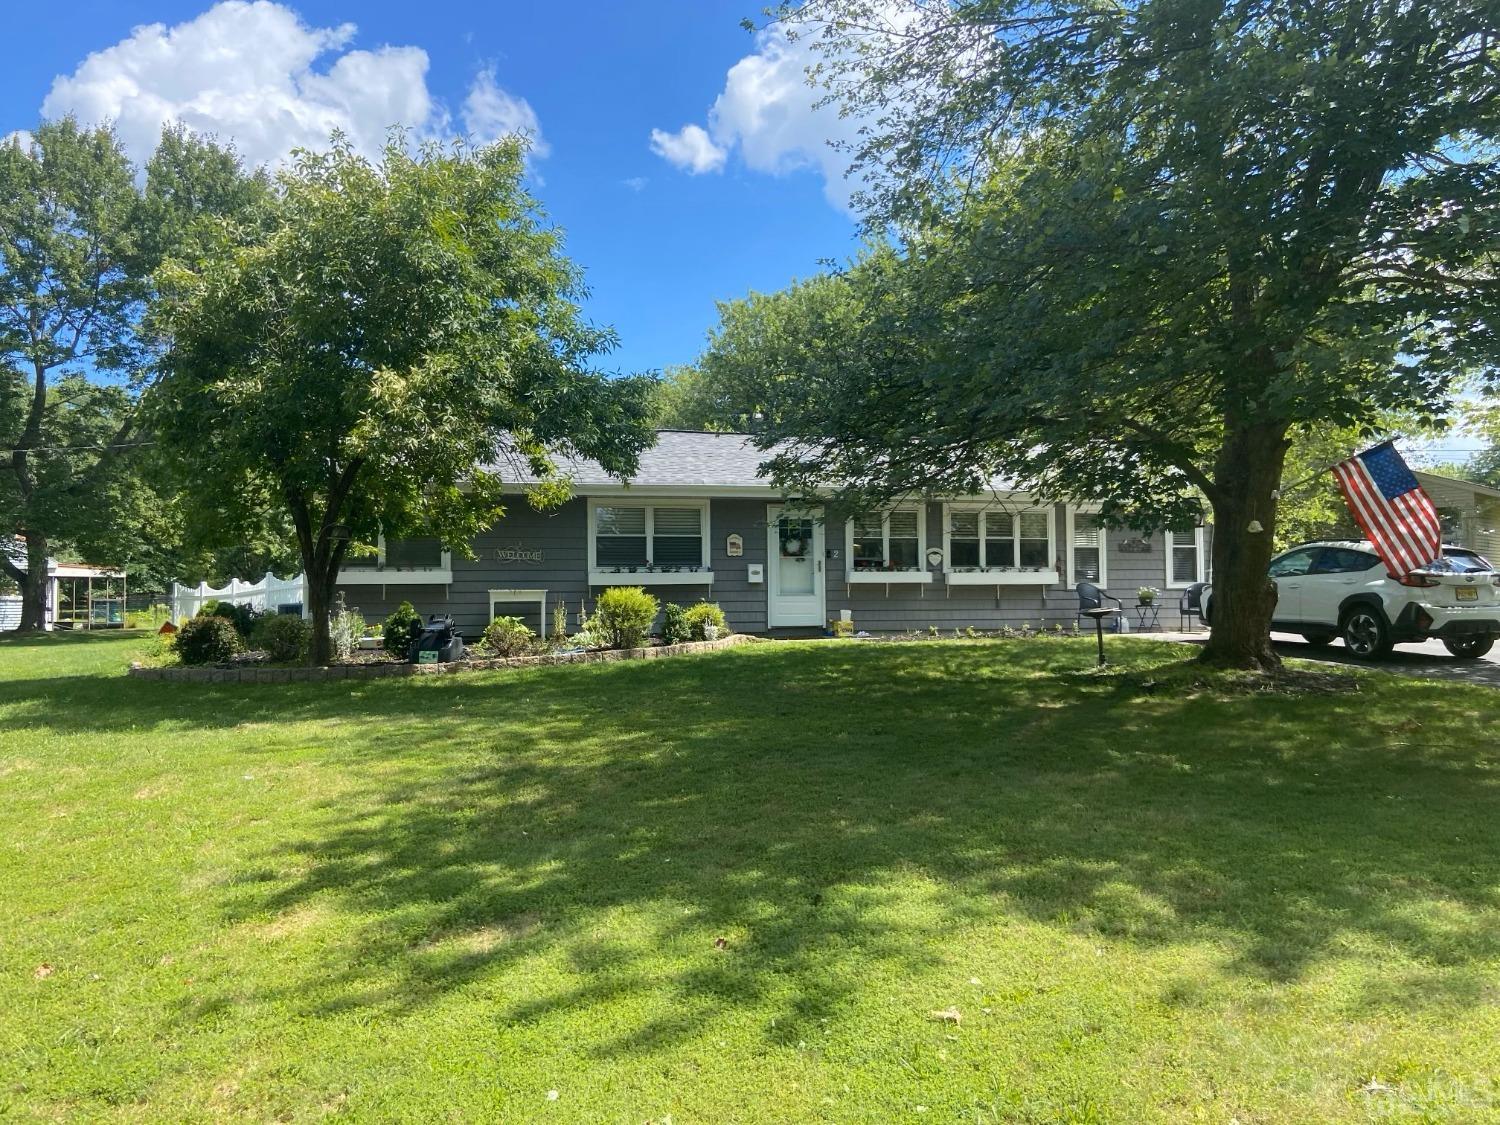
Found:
[649,123,727,175]
[622,176,648,192]
[462,66,547,157]
[649,23,865,209]
[38,0,541,170]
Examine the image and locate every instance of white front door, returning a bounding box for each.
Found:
[767,505,826,627]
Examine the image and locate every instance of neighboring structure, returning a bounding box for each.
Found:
[331,430,1212,635]
[1414,470,1500,563]
[0,554,127,631]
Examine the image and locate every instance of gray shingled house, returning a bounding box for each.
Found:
[334,430,1211,636]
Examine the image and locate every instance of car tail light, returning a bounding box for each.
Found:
[1397,573,1441,587]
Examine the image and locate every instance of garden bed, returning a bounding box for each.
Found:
[128,632,754,683]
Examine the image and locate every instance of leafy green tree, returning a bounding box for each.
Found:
[0,120,262,627]
[654,274,864,432]
[150,135,655,664]
[763,0,1498,667]
[0,121,144,628]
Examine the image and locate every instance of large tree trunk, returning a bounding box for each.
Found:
[305,563,335,666]
[1199,419,1290,670]
[15,534,50,632]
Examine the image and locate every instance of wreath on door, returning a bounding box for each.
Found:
[781,528,808,556]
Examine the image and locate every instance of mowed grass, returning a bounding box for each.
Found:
[4,634,1500,1122]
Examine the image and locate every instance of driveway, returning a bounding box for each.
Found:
[1133,629,1500,688]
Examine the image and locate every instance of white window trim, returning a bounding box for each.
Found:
[1164,527,1208,588]
[339,533,452,584]
[940,502,1059,585]
[845,505,933,584]
[1068,507,1108,588]
[587,497,714,586]
[489,588,547,628]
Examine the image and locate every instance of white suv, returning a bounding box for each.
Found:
[1259,540,1499,659]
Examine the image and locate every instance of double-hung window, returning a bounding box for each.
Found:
[1070,512,1106,585]
[590,501,711,584]
[339,534,452,583]
[595,506,649,567]
[846,506,931,582]
[1164,527,1208,587]
[947,508,1051,569]
[944,504,1058,583]
[851,509,922,570]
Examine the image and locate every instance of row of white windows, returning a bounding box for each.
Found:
[343,504,1208,588]
[588,501,1207,588]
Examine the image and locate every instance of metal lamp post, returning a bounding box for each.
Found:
[1082,606,1119,667]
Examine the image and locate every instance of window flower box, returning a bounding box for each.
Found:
[845,568,934,584]
[944,566,1060,586]
[589,566,715,587]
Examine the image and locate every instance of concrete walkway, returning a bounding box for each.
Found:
[1124,628,1500,689]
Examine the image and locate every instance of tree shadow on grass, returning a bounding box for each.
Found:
[7,637,1500,1055]
[118,641,1500,1061]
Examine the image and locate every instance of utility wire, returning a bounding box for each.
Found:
[0,440,157,455]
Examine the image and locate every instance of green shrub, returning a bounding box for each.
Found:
[483,615,536,657]
[682,601,728,641]
[383,601,423,659]
[329,597,365,662]
[661,602,691,645]
[590,586,659,649]
[253,614,311,663]
[175,614,243,665]
[203,599,262,639]
[551,601,568,642]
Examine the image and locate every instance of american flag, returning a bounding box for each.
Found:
[1331,442,1441,577]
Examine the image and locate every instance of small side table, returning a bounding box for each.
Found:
[1132,602,1161,632]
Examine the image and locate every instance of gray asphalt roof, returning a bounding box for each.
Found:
[496,429,1027,495]
[502,430,779,489]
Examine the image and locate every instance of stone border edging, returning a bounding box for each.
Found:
[128,632,755,684]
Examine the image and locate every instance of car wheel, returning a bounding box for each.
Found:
[1442,635,1495,660]
[1340,608,1392,659]
[1301,632,1336,648]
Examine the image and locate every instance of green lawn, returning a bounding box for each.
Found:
[4,633,1500,1122]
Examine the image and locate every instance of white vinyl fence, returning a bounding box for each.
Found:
[170,573,307,622]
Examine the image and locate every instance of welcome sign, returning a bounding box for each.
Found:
[495,545,544,564]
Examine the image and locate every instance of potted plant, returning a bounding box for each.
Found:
[1137,586,1159,605]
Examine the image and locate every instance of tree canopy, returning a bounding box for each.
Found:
[754,0,1498,667]
[1,119,261,626]
[150,134,655,663]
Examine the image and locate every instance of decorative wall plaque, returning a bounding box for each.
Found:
[495,545,544,564]
[726,533,744,557]
[1118,537,1153,553]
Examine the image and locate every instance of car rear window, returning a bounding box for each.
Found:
[1434,549,1494,574]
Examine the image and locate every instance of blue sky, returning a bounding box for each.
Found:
[2,0,862,376]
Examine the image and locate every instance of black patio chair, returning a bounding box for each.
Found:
[1179,582,1208,632]
[1075,582,1123,631]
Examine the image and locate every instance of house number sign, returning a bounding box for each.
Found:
[495,545,544,564]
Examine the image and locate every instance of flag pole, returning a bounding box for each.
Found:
[1274,439,1399,500]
